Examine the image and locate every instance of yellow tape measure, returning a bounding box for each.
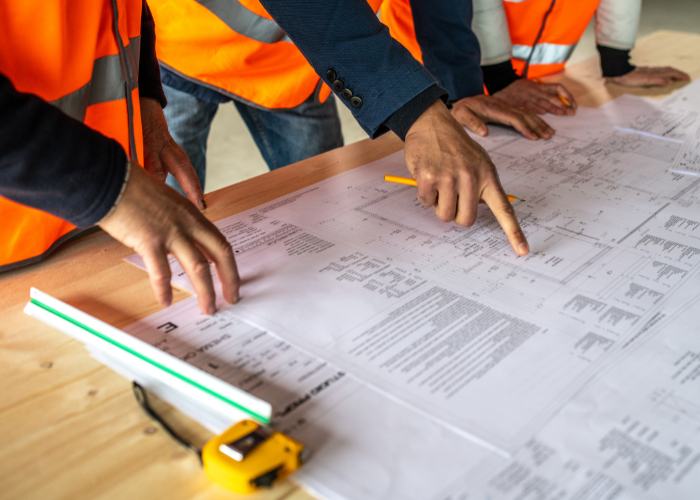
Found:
[203,420,306,494]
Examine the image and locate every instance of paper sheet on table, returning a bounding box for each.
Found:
[663,77,700,111]
[431,281,700,500]
[108,297,493,500]
[128,93,700,454]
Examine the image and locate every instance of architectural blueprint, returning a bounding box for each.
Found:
[432,282,700,500]
[126,91,700,498]
[117,296,492,500]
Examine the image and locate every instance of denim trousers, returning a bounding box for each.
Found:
[162,84,344,194]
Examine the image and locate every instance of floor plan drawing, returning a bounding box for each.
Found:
[124,90,700,498]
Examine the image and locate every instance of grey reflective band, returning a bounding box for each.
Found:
[50,36,140,123]
[512,42,576,65]
[195,0,291,43]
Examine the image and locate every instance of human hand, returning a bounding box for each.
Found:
[99,163,239,315]
[494,78,576,116]
[606,66,690,87]
[141,97,205,209]
[451,94,554,141]
[404,99,529,256]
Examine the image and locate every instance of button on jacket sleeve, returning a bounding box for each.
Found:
[259,0,440,138]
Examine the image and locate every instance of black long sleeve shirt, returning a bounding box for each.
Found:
[0,1,165,228]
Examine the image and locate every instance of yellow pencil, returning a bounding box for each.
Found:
[384,175,524,203]
[535,77,571,107]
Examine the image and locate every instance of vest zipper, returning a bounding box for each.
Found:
[111,0,139,164]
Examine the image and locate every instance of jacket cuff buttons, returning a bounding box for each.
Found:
[326,69,363,109]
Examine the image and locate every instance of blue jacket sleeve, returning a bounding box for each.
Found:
[259,0,441,138]
[410,0,484,101]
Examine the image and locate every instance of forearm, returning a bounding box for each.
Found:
[594,0,641,51]
[139,0,167,107]
[481,60,519,95]
[594,0,641,77]
[597,45,635,77]
[0,73,128,227]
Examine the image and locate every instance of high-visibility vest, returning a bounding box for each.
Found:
[150,0,383,110]
[504,0,600,78]
[0,0,144,271]
[381,1,495,94]
[380,0,600,81]
[380,0,424,64]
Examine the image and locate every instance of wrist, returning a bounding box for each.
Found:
[141,97,170,142]
[597,45,635,78]
[405,99,450,139]
[98,160,134,225]
[383,86,449,141]
[481,61,520,95]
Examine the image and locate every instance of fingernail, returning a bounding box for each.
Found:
[518,242,529,255]
[478,127,487,135]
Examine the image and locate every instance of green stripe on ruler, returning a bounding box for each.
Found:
[30,298,269,424]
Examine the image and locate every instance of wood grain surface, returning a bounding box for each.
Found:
[1,30,698,500]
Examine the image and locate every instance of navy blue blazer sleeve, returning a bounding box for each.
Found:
[259,0,440,138]
[410,0,484,101]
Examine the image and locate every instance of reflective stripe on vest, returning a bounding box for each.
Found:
[0,0,143,272]
[152,0,383,110]
[511,42,576,66]
[195,0,291,43]
[50,36,140,122]
[504,0,601,78]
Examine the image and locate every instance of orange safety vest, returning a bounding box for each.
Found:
[380,0,600,80]
[150,0,383,110]
[504,0,600,78]
[380,0,425,64]
[381,1,494,94]
[0,0,144,271]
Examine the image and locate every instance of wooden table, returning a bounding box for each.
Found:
[1,30,699,500]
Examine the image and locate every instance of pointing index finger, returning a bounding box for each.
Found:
[480,178,529,256]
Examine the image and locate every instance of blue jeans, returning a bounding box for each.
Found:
[162,84,344,194]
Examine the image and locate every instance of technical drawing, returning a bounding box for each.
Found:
[650,388,700,433]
